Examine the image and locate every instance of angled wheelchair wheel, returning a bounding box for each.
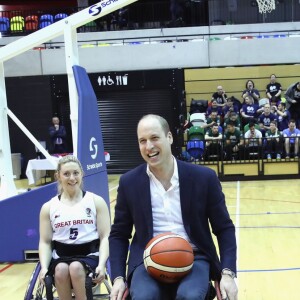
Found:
[88,273,111,299]
[24,261,58,300]
[24,262,41,300]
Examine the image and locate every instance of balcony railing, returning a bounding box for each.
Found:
[182,137,300,179]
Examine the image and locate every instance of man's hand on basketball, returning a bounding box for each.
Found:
[220,274,238,300]
[110,278,126,300]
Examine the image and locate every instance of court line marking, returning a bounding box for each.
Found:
[238,267,300,273]
[0,264,13,273]
[237,211,300,216]
[239,197,300,204]
[109,185,118,192]
[237,226,300,229]
[235,181,240,286]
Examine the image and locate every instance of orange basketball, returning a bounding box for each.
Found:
[143,233,194,283]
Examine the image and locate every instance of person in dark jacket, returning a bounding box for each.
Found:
[109,114,238,300]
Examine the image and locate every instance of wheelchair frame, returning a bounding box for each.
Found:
[24,261,111,300]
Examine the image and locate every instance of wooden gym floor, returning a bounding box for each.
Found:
[1,175,300,299]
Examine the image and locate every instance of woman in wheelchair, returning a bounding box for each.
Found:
[38,155,110,300]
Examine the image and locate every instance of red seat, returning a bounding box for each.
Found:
[25,15,38,31]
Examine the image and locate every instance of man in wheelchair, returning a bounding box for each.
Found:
[109,115,238,300]
[38,155,110,300]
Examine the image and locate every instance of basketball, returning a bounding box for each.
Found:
[143,233,194,283]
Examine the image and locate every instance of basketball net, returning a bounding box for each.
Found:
[256,0,276,14]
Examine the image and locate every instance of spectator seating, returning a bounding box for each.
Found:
[83,20,97,32]
[10,16,24,33]
[54,13,68,22]
[186,140,205,160]
[190,112,206,127]
[0,17,9,34]
[25,15,38,32]
[39,14,54,29]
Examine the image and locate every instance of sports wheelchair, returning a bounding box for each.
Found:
[24,261,111,300]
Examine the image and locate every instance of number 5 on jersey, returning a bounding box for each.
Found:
[69,228,78,240]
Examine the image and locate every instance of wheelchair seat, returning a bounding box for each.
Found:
[24,261,111,300]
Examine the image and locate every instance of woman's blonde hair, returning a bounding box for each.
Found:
[56,155,84,194]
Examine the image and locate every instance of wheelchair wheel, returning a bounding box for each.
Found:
[89,275,111,299]
[24,262,41,300]
[24,261,58,300]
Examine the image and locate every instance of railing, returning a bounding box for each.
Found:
[1,1,300,38]
[182,137,300,179]
[0,1,204,37]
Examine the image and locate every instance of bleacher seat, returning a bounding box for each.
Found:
[39,14,53,29]
[0,17,9,33]
[54,13,68,22]
[25,15,38,31]
[83,20,97,32]
[186,140,205,159]
[10,16,24,33]
[188,126,205,141]
[190,113,206,127]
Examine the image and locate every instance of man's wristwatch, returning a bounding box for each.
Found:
[221,268,236,279]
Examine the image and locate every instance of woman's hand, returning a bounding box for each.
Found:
[92,266,105,284]
[39,267,48,284]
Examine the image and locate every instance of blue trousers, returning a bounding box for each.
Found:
[130,256,210,300]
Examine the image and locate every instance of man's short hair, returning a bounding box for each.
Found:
[248,122,256,128]
[226,120,236,127]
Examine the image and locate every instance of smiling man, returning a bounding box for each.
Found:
[109,114,238,300]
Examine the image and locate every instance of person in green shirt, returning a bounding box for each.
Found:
[224,121,244,160]
[204,123,223,160]
[265,121,283,159]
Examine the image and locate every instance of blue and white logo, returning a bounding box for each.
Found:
[89,4,102,16]
[89,137,98,159]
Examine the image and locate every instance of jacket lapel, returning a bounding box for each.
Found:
[137,165,153,240]
[177,160,192,236]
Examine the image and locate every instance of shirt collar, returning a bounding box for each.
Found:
[146,156,178,184]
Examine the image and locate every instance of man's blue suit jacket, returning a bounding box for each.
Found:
[109,159,236,282]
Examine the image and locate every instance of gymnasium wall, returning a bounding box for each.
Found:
[2,22,300,77]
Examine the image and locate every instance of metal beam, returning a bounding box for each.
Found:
[0,0,138,199]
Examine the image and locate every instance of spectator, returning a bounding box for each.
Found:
[223,112,241,131]
[240,96,259,126]
[242,80,260,103]
[224,121,244,160]
[109,114,238,300]
[282,119,300,159]
[211,85,228,107]
[265,121,283,160]
[273,102,290,132]
[244,122,262,159]
[284,81,300,126]
[258,103,278,134]
[223,97,240,119]
[205,111,221,128]
[266,74,282,106]
[204,123,223,160]
[38,155,110,299]
[49,116,67,154]
[169,0,184,27]
[206,99,223,117]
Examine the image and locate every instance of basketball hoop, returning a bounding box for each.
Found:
[256,0,276,14]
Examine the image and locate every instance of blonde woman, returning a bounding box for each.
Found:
[39,155,110,300]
